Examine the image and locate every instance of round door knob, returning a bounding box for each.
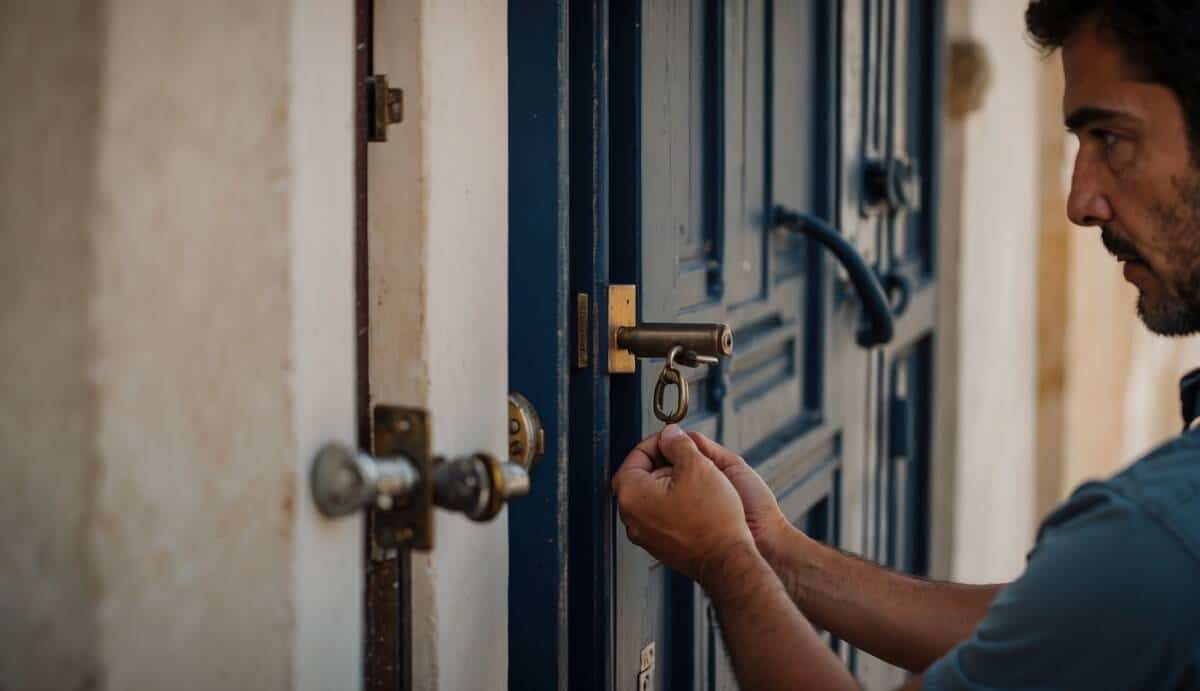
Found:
[310,443,419,517]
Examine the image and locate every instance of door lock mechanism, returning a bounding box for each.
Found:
[507,392,545,471]
[310,404,530,551]
[608,285,734,423]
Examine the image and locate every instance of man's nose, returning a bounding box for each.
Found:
[1066,153,1114,227]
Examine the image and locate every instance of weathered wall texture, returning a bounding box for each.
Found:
[1,1,359,689]
[368,0,510,688]
[0,2,103,687]
[950,0,1040,584]
[90,3,293,686]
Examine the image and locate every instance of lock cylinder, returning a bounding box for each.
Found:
[615,323,733,361]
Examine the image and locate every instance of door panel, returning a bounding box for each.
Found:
[505,1,942,689]
[611,1,855,689]
[860,0,942,687]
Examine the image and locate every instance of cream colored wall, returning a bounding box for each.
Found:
[949,0,1040,583]
[0,3,103,687]
[368,1,510,689]
[1,1,359,689]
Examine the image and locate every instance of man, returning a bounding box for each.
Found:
[612,1,1200,689]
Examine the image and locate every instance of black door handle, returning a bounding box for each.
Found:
[771,205,894,348]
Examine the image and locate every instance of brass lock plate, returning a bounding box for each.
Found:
[637,642,656,691]
[608,284,637,373]
[508,392,545,471]
[370,405,433,552]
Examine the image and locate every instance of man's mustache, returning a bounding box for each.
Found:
[1101,228,1143,262]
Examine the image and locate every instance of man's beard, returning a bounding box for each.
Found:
[1122,172,1200,336]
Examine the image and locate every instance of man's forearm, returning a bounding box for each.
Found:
[761,526,1001,673]
[702,542,858,691]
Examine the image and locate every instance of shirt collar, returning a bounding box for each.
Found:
[1181,368,1200,431]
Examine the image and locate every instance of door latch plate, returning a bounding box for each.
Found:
[637,642,656,691]
[608,284,637,373]
[366,74,404,142]
[371,405,433,552]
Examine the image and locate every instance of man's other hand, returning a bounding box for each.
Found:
[687,432,791,555]
[611,424,754,587]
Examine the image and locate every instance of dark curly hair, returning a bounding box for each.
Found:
[1025,0,1200,161]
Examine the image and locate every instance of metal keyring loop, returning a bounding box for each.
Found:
[653,346,690,424]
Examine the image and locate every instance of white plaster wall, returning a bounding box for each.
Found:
[0,3,103,687]
[288,1,361,688]
[1,1,359,688]
[951,0,1040,583]
[423,0,511,688]
[368,1,509,688]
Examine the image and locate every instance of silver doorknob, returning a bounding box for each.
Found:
[433,453,530,521]
[311,443,529,521]
[311,443,420,517]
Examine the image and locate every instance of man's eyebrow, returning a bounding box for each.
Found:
[1064,106,1129,131]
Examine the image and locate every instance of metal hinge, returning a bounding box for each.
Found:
[576,293,590,369]
[366,74,404,142]
[637,642,656,691]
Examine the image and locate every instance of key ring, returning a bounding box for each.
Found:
[653,346,690,424]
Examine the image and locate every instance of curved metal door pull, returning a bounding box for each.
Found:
[771,205,895,348]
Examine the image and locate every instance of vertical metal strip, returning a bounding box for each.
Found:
[568,0,614,689]
[357,0,411,689]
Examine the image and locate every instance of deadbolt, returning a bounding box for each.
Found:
[606,285,734,424]
[607,285,734,374]
[508,392,545,471]
[616,323,733,362]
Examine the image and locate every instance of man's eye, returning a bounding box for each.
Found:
[1091,129,1119,148]
[1095,130,1135,171]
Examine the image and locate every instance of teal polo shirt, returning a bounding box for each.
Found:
[924,371,1200,690]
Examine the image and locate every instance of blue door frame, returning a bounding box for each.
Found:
[507,2,573,690]
[508,2,944,690]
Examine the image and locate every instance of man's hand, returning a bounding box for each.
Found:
[687,431,792,556]
[611,424,754,587]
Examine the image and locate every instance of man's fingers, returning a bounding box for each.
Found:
[631,432,664,465]
[611,446,654,493]
[659,424,707,473]
[689,431,747,471]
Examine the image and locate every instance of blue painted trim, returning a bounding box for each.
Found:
[567,1,615,689]
[507,2,571,689]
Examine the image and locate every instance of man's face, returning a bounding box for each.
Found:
[1062,20,1200,335]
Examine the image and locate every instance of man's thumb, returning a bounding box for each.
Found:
[659,424,704,470]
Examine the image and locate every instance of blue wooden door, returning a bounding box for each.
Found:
[507,2,941,690]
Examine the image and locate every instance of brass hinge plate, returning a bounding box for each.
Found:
[576,293,590,369]
[608,285,637,373]
[366,74,404,143]
[370,404,432,553]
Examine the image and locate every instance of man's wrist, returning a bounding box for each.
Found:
[697,540,775,605]
[756,523,827,606]
[757,521,809,564]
